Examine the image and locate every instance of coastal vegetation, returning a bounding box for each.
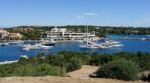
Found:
[0,51,149,82]
[95,59,139,80]
[90,52,150,71]
[20,30,42,40]
[0,52,88,77]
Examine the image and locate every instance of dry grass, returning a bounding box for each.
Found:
[0,76,145,83]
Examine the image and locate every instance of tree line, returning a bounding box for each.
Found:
[4,25,150,40]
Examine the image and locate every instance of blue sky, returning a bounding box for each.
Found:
[0,0,150,27]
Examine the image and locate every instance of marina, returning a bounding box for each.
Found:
[0,0,150,82]
[0,35,150,62]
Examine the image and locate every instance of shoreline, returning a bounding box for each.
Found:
[0,60,18,65]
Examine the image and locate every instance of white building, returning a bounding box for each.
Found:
[0,29,9,39]
[43,28,99,42]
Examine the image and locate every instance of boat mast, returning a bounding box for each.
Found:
[86,25,88,46]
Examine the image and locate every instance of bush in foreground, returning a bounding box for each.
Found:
[66,58,82,72]
[0,63,66,77]
[95,59,140,81]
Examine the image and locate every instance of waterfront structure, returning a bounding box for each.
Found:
[0,29,23,40]
[9,33,23,40]
[43,28,99,42]
[0,29,9,39]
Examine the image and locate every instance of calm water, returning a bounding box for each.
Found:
[0,35,150,61]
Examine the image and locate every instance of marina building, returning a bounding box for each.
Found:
[43,28,99,42]
[0,29,9,39]
[0,29,23,40]
[9,33,23,40]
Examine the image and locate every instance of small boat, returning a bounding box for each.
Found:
[42,42,55,46]
[40,45,53,49]
[101,40,123,48]
[79,44,99,49]
[108,44,123,48]
[22,43,53,51]
[9,42,18,44]
[141,37,146,40]
[20,55,28,59]
[110,41,121,44]
[21,44,32,48]
[147,35,150,36]
[0,43,9,46]
[40,39,56,46]
[22,44,32,51]
[22,46,31,51]
[35,43,53,49]
[9,40,24,45]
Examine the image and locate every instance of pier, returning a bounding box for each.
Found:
[87,41,107,48]
[83,39,107,48]
[110,37,150,40]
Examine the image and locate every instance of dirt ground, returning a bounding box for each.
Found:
[67,65,99,79]
[0,65,146,83]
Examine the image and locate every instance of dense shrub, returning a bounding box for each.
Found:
[18,57,29,65]
[12,64,37,76]
[91,52,150,71]
[0,63,66,77]
[66,58,82,72]
[35,63,66,76]
[46,55,66,67]
[90,55,122,66]
[95,59,140,80]
[0,65,14,77]
[46,51,90,72]
[46,54,82,72]
[58,51,91,64]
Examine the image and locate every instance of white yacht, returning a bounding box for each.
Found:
[22,44,32,51]
[147,35,150,36]
[9,40,24,45]
[0,42,9,46]
[20,55,28,59]
[40,39,56,46]
[79,44,99,49]
[32,43,53,49]
[102,40,123,48]
[141,37,146,40]
[22,43,53,51]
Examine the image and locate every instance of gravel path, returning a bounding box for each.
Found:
[67,65,99,79]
